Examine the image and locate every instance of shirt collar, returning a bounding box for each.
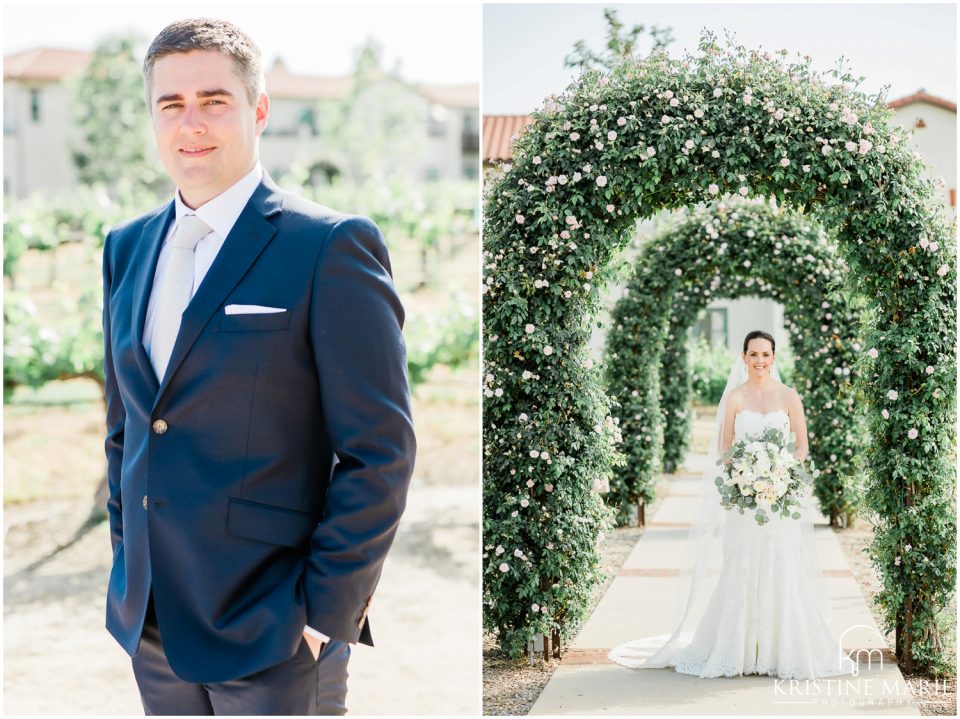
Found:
[173,163,264,239]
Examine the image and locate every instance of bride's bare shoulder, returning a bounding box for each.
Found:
[776,383,803,405]
[729,384,748,398]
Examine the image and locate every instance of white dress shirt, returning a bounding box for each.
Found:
[142,162,329,647]
[143,163,262,356]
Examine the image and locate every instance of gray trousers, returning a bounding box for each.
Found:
[131,594,349,715]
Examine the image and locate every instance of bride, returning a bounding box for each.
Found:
[609,330,857,679]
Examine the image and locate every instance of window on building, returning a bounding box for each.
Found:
[691,308,729,349]
[461,110,479,153]
[298,107,318,136]
[29,88,40,123]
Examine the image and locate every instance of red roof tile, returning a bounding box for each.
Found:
[3,47,91,81]
[483,114,534,163]
[888,90,956,113]
[3,48,476,108]
[418,82,478,108]
[264,58,354,100]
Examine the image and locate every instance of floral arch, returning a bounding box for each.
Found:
[482,36,955,671]
[604,197,863,527]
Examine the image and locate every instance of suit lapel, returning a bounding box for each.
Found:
[131,202,175,395]
[153,175,284,406]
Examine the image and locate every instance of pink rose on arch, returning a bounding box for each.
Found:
[907,428,919,440]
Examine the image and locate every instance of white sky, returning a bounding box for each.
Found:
[2,1,480,85]
[484,2,957,113]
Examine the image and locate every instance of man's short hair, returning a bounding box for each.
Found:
[143,18,265,109]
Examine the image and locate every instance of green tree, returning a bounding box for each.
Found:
[68,34,169,196]
[313,38,427,184]
[564,8,674,72]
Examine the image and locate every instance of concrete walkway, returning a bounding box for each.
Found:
[530,456,920,715]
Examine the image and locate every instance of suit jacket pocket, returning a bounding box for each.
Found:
[227,497,316,548]
[218,311,291,333]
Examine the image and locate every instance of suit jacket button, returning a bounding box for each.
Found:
[142,495,148,510]
[152,419,168,434]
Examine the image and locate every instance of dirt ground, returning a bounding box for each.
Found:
[3,370,480,715]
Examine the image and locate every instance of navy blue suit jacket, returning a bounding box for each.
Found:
[102,173,416,682]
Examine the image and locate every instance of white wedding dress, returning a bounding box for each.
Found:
[609,409,857,679]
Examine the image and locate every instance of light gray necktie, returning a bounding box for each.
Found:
[149,214,211,382]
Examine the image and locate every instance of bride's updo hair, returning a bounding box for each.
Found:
[743,330,776,353]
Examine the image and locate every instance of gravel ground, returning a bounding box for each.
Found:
[3,484,480,715]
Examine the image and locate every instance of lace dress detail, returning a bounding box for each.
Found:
[610,409,857,679]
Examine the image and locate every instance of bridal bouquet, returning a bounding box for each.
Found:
[715,427,815,526]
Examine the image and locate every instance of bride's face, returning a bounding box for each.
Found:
[743,338,775,378]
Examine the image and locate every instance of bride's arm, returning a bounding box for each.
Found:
[720,392,739,460]
[787,389,809,461]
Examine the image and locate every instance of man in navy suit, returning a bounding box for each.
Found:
[102,18,416,714]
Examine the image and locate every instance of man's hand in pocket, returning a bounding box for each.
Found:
[303,631,324,661]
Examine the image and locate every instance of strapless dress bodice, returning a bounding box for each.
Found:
[734,408,789,440]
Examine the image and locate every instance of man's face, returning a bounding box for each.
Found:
[149,50,268,208]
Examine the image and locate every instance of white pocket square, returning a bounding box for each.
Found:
[224,304,287,315]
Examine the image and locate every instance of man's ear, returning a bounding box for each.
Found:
[255,93,270,136]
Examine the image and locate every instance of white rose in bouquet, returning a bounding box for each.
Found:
[753,455,772,475]
[745,441,764,455]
